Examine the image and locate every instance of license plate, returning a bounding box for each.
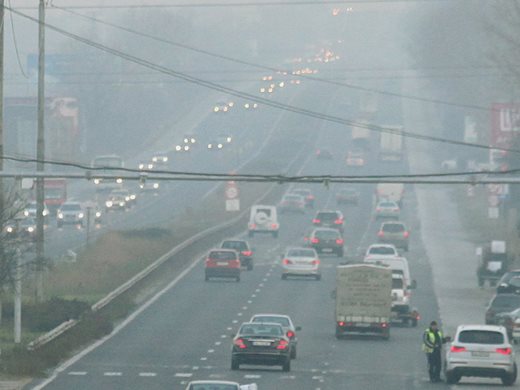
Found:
[356,323,371,327]
[217,262,228,266]
[471,351,489,357]
[322,248,333,253]
[252,341,271,346]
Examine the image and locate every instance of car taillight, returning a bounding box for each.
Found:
[271,223,278,229]
[312,218,321,224]
[205,258,212,265]
[311,238,319,244]
[403,231,409,238]
[377,231,384,237]
[276,339,289,350]
[312,259,320,265]
[283,259,292,265]
[287,331,295,339]
[249,223,256,229]
[338,321,345,327]
[234,338,247,349]
[307,195,315,200]
[380,322,388,328]
[496,347,512,355]
[336,238,344,245]
[334,218,343,225]
[242,250,252,256]
[450,345,466,353]
[376,208,381,212]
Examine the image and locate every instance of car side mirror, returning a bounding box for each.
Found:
[410,280,417,289]
[295,326,302,331]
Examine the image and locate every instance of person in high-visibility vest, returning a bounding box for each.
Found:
[422,320,448,382]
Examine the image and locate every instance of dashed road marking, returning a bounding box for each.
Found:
[237,312,243,317]
[192,366,199,371]
[200,357,207,361]
[68,372,87,376]
[175,373,193,378]
[221,334,227,338]
[255,289,260,293]
[215,341,222,346]
[232,320,238,324]
[251,294,257,298]
[262,278,268,282]
[139,372,157,377]
[259,283,264,287]
[247,300,252,304]
[104,372,122,377]
[208,349,215,353]
[244,374,262,379]
[242,306,248,310]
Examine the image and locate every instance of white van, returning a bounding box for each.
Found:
[248,205,279,238]
[364,256,415,290]
[376,183,404,206]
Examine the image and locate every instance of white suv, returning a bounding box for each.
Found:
[445,324,517,385]
[248,205,279,238]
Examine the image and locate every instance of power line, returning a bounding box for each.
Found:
[7,5,518,156]
[3,153,519,181]
[52,4,498,113]
[7,0,28,78]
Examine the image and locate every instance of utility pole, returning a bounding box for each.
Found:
[35,0,45,302]
[0,0,5,325]
[14,249,21,344]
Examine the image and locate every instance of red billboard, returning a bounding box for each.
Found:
[491,103,520,148]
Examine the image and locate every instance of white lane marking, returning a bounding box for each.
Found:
[221,334,227,338]
[215,341,222,346]
[232,320,238,324]
[192,366,199,371]
[175,373,193,378]
[259,283,264,287]
[237,312,243,317]
[262,278,268,282]
[312,376,324,381]
[104,372,122,377]
[247,300,252,304]
[281,375,296,380]
[244,374,262,379]
[255,289,260,293]
[208,349,215,353]
[251,294,256,298]
[33,250,205,390]
[67,372,87,376]
[139,372,157,377]
[200,357,207,361]
[242,306,248,310]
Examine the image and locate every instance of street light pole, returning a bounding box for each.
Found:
[35,0,46,302]
[14,249,21,344]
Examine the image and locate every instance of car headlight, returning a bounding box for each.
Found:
[78,213,84,219]
[260,87,266,93]
[279,82,285,88]
[214,106,219,112]
[139,163,145,170]
[153,183,159,189]
[152,157,158,162]
[27,227,34,233]
[223,106,228,112]
[184,145,190,151]
[228,102,234,107]
[139,183,145,189]
[130,194,136,200]
[58,213,64,219]
[125,196,130,202]
[148,164,154,170]
[244,103,250,109]
[190,138,195,144]
[6,227,13,233]
[95,211,101,218]
[106,201,113,207]
[24,210,29,217]
[175,145,182,151]
[226,137,232,143]
[119,202,125,207]
[116,178,123,184]
[43,210,49,216]
[217,143,223,149]
[208,144,213,149]
[184,138,189,143]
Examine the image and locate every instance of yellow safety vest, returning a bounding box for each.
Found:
[422,329,443,353]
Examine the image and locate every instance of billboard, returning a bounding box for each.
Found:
[491,103,520,149]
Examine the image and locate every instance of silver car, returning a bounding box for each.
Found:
[445,324,517,385]
[281,247,321,280]
[185,381,257,390]
[374,200,400,219]
[250,313,301,359]
[57,202,85,227]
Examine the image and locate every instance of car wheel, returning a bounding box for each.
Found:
[282,358,291,372]
[291,347,297,359]
[337,250,344,257]
[231,358,240,371]
[445,371,460,384]
[502,364,517,386]
[281,274,288,280]
[273,231,279,238]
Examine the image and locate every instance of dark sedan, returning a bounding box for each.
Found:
[220,239,254,270]
[485,294,520,325]
[231,322,291,371]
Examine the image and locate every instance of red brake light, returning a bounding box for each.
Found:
[377,231,384,237]
[307,195,315,200]
[276,339,289,350]
[376,208,381,212]
[381,322,388,328]
[334,218,343,225]
[450,345,466,353]
[234,338,247,349]
[311,237,319,244]
[312,218,321,224]
[403,231,409,238]
[271,223,278,229]
[242,250,252,256]
[312,259,320,265]
[336,238,344,245]
[283,259,292,265]
[496,347,512,355]
[338,321,345,327]
[250,223,256,229]
[287,331,295,339]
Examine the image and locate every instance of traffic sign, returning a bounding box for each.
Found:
[226,199,240,212]
[488,207,499,219]
[225,181,239,199]
[488,195,499,207]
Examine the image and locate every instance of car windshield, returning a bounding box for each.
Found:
[209,251,236,260]
[189,385,238,390]
[61,204,81,211]
[221,241,247,250]
[501,271,520,284]
[369,246,396,255]
[239,324,283,336]
[314,230,340,239]
[283,195,302,202]
[458,330,504,344]
[492,295,520,309]
[252,316,291,327]
[255,208,272,217]
[383,224,405,232]
[287,249,316,257]
[293,189,310,196]
[317,212,339,221]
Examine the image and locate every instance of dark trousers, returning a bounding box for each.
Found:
[426,350,441,381]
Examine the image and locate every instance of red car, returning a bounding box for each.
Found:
[205,249,241,282]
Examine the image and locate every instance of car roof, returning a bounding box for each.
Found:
[222,239,247,244]
[316,209,340,214]
[240,321,283,327]
[187,380,239,385]
[368,243,397,249]
[381,221,405,226]
[313,227,340,233]
[286,246,317,252]
[456,324,507,333]
[210,248,237,253]
[251,313,292,320]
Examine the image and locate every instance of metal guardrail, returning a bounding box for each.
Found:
[27,319,77,351]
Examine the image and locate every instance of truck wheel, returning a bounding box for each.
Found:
[272,231,279,238]
[445,371,460,384]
